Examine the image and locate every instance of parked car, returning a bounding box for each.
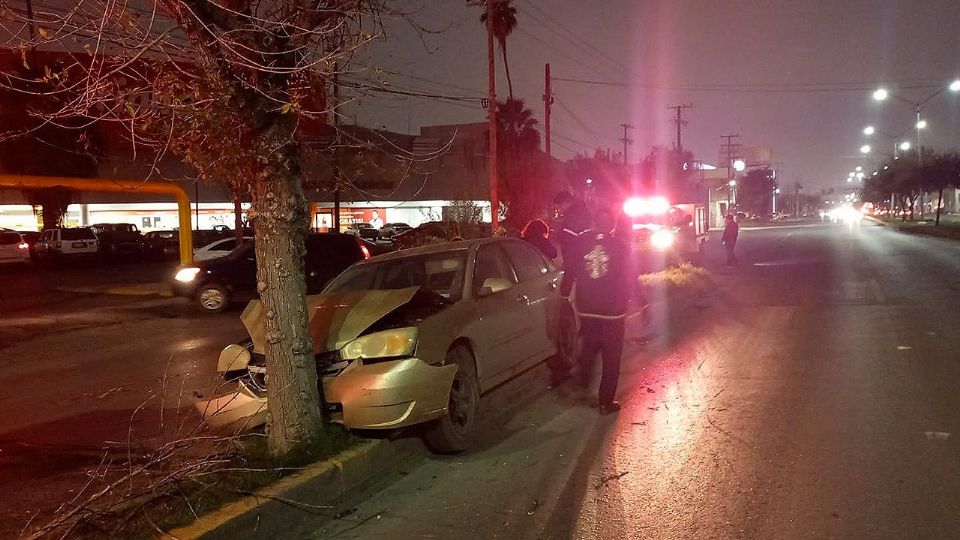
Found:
[36,227,99,261]
[0,230,31,266]
[194,236,254,262]
[144,230,180,258]
[17,231,40,260]
[198,237,579,453]
[90,223,144,256]
[379,222,412,239]
[344,222,380,241]
[171,233,372,313]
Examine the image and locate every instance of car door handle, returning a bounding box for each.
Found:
[517,293,529,303]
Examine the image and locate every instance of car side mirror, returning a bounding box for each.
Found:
[478,277,513,297]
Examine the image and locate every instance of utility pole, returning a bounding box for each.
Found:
[332,64,342,233]
[667,103,693,149]
[485,0,499,230]
[719,134,741,174]
[618,123,634,165]
[543,63,553,162]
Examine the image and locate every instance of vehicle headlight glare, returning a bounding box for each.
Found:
[650,229,675,250]
[342,327,418,361]
[175,267,202,282]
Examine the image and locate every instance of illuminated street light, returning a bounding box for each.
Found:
[733,159,746,172]
[848,172,855,178]
[847,177,853,183]
[860,144,872,154]
[863,126,876,136]
[899,141,911,151]
[857,172,865,179]
[873,88,889,101]
[728,180,737,187]
[585,178,593,185]
[873,171,878,176]
[951,80,960,92]
[855,166,863,172]
[916,119,928,129]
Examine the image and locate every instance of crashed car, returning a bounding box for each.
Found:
[199,237,578,452]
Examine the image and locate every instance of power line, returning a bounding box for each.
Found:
[554,76,950,94]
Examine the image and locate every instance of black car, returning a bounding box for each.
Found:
[144,230,180,258]
[90,223,144,256]
[171,233,371,313]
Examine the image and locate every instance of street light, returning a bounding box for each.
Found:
[860,144,872,154]
[899,141,911,151]
[733,159,746,172]
[863,126,876,135]
[848,172,855,178]
[873,88,889,101]
[951,80,960,92]
[916,119,927,129]
[857,172,865,179]
[855,166,863,172]
[585,178,593,185]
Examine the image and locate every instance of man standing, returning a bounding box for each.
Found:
[553,191,591,264]
[722,214,739,266]
[369,210,384,229]
[561,210,631,414]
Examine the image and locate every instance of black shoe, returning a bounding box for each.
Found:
[599,401,621,414]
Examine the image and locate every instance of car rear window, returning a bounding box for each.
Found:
[62,228,96,240]
[0,232,21,245]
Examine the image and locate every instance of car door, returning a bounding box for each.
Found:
[501,239,560,359]
[470,243,532,383]
[0,231,21,262]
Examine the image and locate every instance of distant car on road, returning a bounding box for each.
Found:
[36,227,99,262]
[194,236,254,262]
[0,230,31,266]
[90,223,143,256]
[379,222,412,239]
[344,222,380,241]
[200,237,578,452]
[171,233,372,313]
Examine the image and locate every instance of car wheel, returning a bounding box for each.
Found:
[196,283,230,314]
[548,298,580,376]
[424,345,480,454]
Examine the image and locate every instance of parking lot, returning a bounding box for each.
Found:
[0,258,250,534]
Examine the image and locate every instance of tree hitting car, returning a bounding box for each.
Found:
[198,238,578,453]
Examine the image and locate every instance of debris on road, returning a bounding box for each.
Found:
[596,471,630,489]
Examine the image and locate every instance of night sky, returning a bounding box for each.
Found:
[346,0,960,192]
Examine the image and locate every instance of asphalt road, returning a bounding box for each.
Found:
[285,220,960,540]
[0,259,248,536]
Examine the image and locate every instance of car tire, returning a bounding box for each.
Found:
[424,345,480,454]
[547,298,580,376]
[196,283,230,314]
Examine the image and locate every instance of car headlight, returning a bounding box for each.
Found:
[341,327,418,361]
[175,267,202,282]
[650,229,675,250]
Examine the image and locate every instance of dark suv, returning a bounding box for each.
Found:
[90,223,144,256]
[171,233,371,313]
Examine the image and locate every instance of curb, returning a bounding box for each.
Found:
[58,283,173,297]
[167,437,423,539]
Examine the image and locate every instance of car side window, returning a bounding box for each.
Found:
[473,244,518,294]
[502,241,549,282]
[0,232,20,245]
[211,239,236,251]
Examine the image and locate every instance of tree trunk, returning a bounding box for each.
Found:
[250,117,324,457]
[500,41,513,99]
[233,194,244,242]
[935,187,943,226]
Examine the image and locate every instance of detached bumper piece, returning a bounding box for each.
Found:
[195,384,267,429]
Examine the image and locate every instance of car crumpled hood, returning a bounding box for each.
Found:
[241,287,424,354]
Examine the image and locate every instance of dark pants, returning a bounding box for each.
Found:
[577,316,625,407]
[724,243,737,266]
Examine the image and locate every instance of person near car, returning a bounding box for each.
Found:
[553,190,591,263]
[369,210,383,229]
[722,214,739,267]
[520,219,557,260]
[560,210,631,414]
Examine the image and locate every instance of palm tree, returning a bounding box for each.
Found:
[480,0,518,99]
[496,98,546,226]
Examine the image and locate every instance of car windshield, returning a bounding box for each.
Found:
[61,228,96,240]
[325,250,468,302]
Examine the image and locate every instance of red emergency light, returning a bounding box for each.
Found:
[623,196,670,218]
